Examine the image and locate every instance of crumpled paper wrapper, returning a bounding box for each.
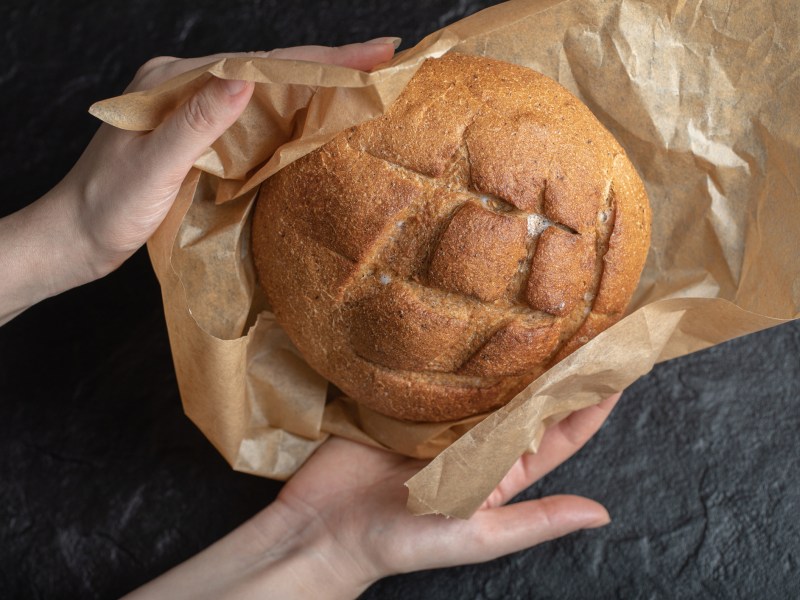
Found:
[91,0,799,518]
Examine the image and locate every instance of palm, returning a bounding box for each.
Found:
[276,394,620,578]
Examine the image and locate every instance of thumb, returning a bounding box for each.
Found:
[145,76,254,177]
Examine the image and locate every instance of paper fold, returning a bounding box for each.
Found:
[94,0,798,518]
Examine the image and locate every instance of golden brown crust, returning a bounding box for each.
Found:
[525,227,595,317]
[459,318,560,378]
[593,154,652,315]
[551,312,620,364]
[345,281,472,372]
[349,55,484,178]
[428,201,527,303]
[252,53,651,422]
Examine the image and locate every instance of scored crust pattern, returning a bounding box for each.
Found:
[252,53,651,422]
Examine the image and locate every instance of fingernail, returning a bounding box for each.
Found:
[221,79,247,96]
[365,36,402,49]
[587,510,612,529]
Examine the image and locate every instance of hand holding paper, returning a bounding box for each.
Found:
[125,393,619,600]
[0,41,397,325]
[110,0,798,519]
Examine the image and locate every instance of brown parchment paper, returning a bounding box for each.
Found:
[91,0,800,518]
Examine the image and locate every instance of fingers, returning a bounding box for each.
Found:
[482,393,622,508]
[131,40,399,91]
[266,40,398,71]
[469,495,609,563]
[418,495,609,571]
[528,392,622,480]
[559,393,622,445]
[142,76,254,182]
[471,495,610,560]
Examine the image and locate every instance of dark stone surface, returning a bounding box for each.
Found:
[1,1,798,598]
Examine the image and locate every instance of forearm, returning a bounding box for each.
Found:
[0,183,98,324]
[123,501,375,600]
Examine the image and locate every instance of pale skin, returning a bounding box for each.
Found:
[0,40,399,325]
[125,394,618,599]
[0,40,618,598]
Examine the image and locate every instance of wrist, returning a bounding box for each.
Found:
[0,185,100,324]
[123,499,378,600]
[246,499,379,599]
[63,176,129,280]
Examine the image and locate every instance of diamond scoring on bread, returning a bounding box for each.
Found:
[252,53,651,422]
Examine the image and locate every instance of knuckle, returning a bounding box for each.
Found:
[135,56,166,79]
[140,55,176,74]
[469,523,497,555]
[129,56,177,92]
[560,417,595,448]
[538,498,560,532]
[319,46,340,62]
[183,91,215,134]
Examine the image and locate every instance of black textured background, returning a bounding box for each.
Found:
[1,1,798,598]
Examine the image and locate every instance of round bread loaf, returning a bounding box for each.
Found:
[251,53,651,422]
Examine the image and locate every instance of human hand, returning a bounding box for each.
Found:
[67,39,400,275]
[126,393,620,599]
[0,39,398,324]
[268,393,619,597]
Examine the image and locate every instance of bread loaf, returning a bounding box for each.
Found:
[251,53,651,422]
